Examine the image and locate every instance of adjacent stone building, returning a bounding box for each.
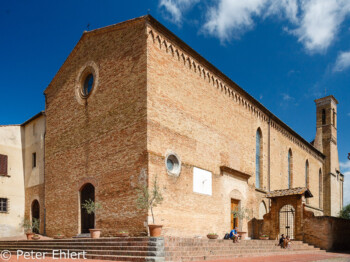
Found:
[0,112,45,237]
[0,16,344,239]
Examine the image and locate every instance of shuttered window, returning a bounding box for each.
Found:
[0,154,8,176]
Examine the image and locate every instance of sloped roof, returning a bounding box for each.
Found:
[266,187,313,198]
[42,15,325,159]
[21,111,45,126]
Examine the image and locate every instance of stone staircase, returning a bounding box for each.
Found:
[164,237,326,261]
[0,237,325,262]
[0,237,165,262]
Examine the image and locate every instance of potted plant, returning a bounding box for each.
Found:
[115,230,129,237]
[207,233,218,239]
[53,233,65,239]
[32,234,41,240]
[81,199,102,238]
[259,234,269,240]
[232,206,252,240]
[136,175,164,237]
[22,218,40,240]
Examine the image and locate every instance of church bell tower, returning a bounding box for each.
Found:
[314,95,342,216]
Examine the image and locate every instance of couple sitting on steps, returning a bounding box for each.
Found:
[278,234,292,249]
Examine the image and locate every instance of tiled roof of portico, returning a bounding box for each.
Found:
[266,187,313,198]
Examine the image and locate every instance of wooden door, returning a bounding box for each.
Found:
[231,199,240,230]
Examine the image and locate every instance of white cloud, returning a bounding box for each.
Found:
[265,0,299,23]
[333,51,350,72]
[202,0,268,42]
[340,160,350,206]
[159,0,350,53]
[159,0,199,25]
[291,0,350,53]
[282,93,294,101]
[340,161,350,170]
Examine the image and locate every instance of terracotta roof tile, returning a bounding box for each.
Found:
[266,187,313,198]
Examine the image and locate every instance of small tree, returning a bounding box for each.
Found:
[22,218,40,233]
[82,199,102,215]
[232,206,252,221]
[339,204,350,219]
[136,175,163,224]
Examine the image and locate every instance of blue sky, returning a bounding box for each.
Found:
[1,0,349,205]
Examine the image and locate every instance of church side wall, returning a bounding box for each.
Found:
[44,20,148,237]
[146,24,324,238]
[269,126,323,210]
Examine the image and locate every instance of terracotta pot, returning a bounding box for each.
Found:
[32,235,41,240]
[89,229,101,239]
[53,235,65,239]
[259,236,269,240]
[237,231,247,240]
[26,232,34,240]
[207,234,219,239]
[115,233,129,237]
[148,225,163,237]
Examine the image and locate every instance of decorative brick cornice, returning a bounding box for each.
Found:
[146,23,324,161]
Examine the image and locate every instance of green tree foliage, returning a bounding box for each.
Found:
[22,218,40,233]
[136,175,163,224]
[82,199,102,215]
[339,204,350,219]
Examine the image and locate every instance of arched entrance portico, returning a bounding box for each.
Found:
[31,200,40,234]
[259,187,313,240]
[80,183,95,233]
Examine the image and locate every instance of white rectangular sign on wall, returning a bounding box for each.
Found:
[193,167,212,196]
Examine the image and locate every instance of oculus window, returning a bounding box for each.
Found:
[165,153,181,176]
[82,73,94,97]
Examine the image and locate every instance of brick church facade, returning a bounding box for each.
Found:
[0,15,344,238]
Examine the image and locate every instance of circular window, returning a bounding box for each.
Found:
[75,61,99,104]
[165,153,181,176]
[81,73,94,98]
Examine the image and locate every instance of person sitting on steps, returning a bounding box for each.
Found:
[229,227,240,243]
[284,235,291,249]
[278,234,285,248]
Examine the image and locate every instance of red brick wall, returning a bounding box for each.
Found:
[303,215,350,251]
[44,19,148,237]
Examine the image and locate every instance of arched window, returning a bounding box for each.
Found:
[259,201,267,219]
[288,149,293,189]
[256,129,262,189]
[319,169,323,209]
[333,109,336,127]
[305,160,309,204]
[322,109,326,125]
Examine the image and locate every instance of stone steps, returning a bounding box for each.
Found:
[0,237,325,262]
[163,238,325,262]
[5,248,161,256]
[0,245,156,251]
[0,237,165,262]
[177,250,326,262]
